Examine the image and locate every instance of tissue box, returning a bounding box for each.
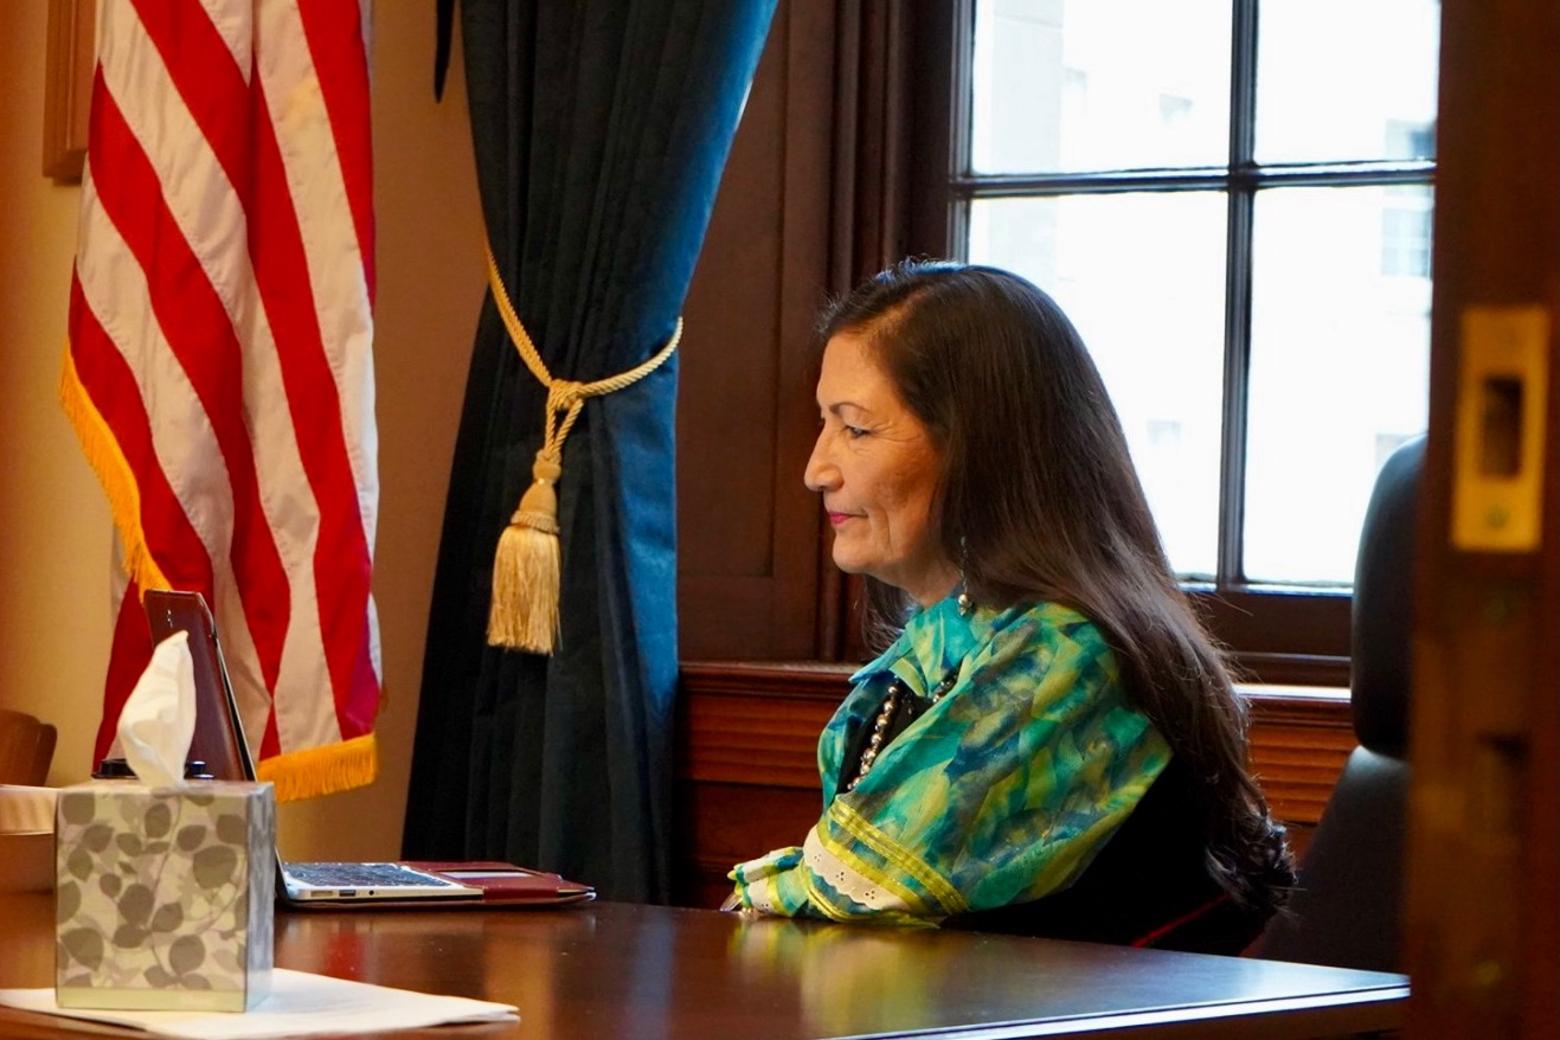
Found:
[54,780,275,1011]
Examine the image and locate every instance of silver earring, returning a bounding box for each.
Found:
[957,536,973,616]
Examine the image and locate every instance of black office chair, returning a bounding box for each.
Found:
[1250,436,1423,973]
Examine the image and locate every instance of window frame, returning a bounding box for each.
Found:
[918,0,1436,684]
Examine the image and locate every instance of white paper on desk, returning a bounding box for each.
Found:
[0,968,518,1039]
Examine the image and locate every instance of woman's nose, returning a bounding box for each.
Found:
[804,430,839,493]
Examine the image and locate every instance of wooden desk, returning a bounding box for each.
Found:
[0,892,1406,1038]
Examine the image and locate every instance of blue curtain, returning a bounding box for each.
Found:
[404,0,776,902]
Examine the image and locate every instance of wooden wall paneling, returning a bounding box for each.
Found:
[673,780,828,908]
[681,691,832,790]
[678,662,849,789]
[677,35,785,587]
[677,0,836,661]
[675,662,848,905]
[771,0,843,659]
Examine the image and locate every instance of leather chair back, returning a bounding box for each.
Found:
[0,709,58,786]
[1251,436,1423,972]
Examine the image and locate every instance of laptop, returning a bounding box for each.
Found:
[126,589,595,910]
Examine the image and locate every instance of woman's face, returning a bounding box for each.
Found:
[805,332,956,606]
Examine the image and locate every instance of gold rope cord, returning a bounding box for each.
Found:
[482,243,683,653]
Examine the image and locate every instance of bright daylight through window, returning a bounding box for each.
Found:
[962,0,1439,588]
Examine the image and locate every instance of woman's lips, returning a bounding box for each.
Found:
[827,512,856,527]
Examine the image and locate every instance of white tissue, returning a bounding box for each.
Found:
[117,630,198,789]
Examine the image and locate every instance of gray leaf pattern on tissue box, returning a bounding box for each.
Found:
[55,782,273,1008]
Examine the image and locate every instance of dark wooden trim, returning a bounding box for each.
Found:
[1191,588,1352,659]
[1230,652,1350,688]
[1243,685,1354,722]
[42,0,95,181]
[1216,0,1258,587]
[772,0,836,658]
[904,0,958,259]
[938,0,974,258]
[1217,181,1255,586]
[680,659,854,700]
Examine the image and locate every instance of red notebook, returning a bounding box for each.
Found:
[400,862,596,906]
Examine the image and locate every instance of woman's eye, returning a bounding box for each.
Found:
[844,425,869,439]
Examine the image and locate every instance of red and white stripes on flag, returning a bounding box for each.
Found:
[62,0,380,800]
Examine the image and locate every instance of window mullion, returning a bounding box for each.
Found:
[1216,0,1260,589]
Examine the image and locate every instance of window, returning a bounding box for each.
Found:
[950,0,1439,673]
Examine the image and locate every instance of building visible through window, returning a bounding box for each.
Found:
[961,0,1438,591]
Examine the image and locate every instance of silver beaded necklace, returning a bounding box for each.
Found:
[846,667,960,792]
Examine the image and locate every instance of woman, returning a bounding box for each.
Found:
[725,261,1293,953]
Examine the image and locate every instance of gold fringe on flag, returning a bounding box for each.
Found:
[59,346,173,595]
[483,244,682,654]
[257,733,378,803]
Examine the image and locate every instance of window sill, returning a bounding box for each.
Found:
[680,661,1353,706]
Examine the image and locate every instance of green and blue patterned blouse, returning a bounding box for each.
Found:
[728,594,1171,925]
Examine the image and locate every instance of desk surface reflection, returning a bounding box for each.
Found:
[0,893,1406,1039]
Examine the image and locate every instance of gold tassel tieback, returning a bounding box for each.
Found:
[483,243,682,654]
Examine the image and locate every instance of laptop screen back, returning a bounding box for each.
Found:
[142,589,257,784]
[137,590,500,903]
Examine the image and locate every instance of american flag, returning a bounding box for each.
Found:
[62,0,380,799]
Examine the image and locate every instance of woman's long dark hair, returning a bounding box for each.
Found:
[820,260,1294,915]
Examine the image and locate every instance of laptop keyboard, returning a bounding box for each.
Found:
[285,862,461,888]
